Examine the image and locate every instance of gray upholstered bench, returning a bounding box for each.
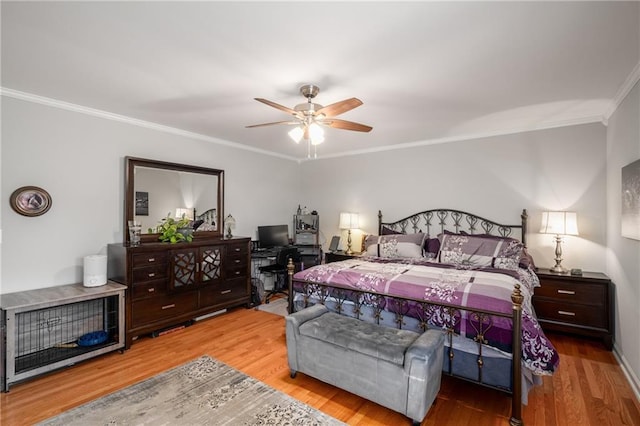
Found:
[285,304,444,425]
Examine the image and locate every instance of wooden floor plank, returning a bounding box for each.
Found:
[1,306,638,425]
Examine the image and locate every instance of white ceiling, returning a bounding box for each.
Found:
[2,1,639,161]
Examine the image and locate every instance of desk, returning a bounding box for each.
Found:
[251,252,276,294]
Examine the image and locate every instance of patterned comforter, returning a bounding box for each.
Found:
[293,257,559,376]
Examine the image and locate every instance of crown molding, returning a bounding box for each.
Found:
[306,114,605,162]
[0,87,299,162]
[1,86,610,163]
[604,60,640,122]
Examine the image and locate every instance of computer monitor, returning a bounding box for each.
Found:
[257,225,289,249]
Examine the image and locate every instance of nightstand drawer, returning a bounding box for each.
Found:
[534,299,607,329]
[533,280,605,306]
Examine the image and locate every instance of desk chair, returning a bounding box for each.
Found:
[259,247,301,304]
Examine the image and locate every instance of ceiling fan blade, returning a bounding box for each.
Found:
[315,98,363,117]
[254,98,297,115]
[324,118,372,133]
[245,121,297,128]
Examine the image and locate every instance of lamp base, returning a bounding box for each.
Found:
[345,229,353,255]
[549,264,569,274]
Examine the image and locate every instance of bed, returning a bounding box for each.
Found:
[287,208,559,426]
[193,207,217,231]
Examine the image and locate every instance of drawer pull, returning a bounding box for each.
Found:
[557,290,575,295]
[235,248,241,252]
[235,271,240,275]
[148,288,155,293]
[148,258,156,262]
[235,259,241,264]
[161,304,176,310]
[558,310,576,316]
[220,289,232,295]
[148,273,156,278]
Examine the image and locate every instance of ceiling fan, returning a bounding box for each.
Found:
[246,84,372,157]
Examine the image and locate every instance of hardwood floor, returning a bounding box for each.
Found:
[1,306,639,425]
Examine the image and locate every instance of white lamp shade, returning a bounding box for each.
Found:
[175,208,194,220]
[308,122,325,145]
[339,212,360,230]
[288,126,303,143]
[224,214,236,229]
[540,211,579,236]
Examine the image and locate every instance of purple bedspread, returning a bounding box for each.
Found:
[293,257,559,376]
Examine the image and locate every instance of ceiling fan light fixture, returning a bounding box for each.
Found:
[288,126,304,143]
[248,84,372,158]
[308,122,324,145]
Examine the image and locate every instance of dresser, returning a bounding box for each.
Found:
[533,269,614,350]
[108,237,251,348]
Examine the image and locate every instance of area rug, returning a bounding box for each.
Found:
[38,355,344,425]
[256,297,288,316]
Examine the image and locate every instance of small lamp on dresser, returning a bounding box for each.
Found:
[224,214,236,238]
[539,211,579,273]
[339,212,360,255]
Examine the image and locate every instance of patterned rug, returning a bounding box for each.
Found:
[38,355,344,425]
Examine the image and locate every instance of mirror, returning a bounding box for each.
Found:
[124,157,224,243]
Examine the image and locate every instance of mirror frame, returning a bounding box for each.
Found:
[124,156,224,244]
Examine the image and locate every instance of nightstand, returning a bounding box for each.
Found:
[533,268,614,350]
[325,251,362,263]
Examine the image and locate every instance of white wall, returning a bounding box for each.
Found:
[1,97,299,293]
[300,123,608,273]
[606,80,640,395]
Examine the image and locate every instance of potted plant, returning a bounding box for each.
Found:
[155,213,194,243]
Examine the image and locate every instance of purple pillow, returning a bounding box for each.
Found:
[380,226,403,235]
[438,233,523,270]
[519,247,536,269]
[425,238,440,254]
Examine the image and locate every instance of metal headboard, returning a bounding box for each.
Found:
[378,208,528,247]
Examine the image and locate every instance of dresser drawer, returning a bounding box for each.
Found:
[533,280,605,306]
[132,252,167,268]
[131,292,198,326]
[227,243,249,259]
[132,264,167,282]
[131,279,167,300]
[533,299,607,329]
[200,278,249,307]
[225,261,247,278]
[225,243,248,277]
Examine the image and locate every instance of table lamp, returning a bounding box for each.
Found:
[224,214,236,238]
[540,211,579,273]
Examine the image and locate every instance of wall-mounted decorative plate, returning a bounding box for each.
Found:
[10,186,52,217]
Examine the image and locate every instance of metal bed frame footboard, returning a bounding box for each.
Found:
[287,271,525,426]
